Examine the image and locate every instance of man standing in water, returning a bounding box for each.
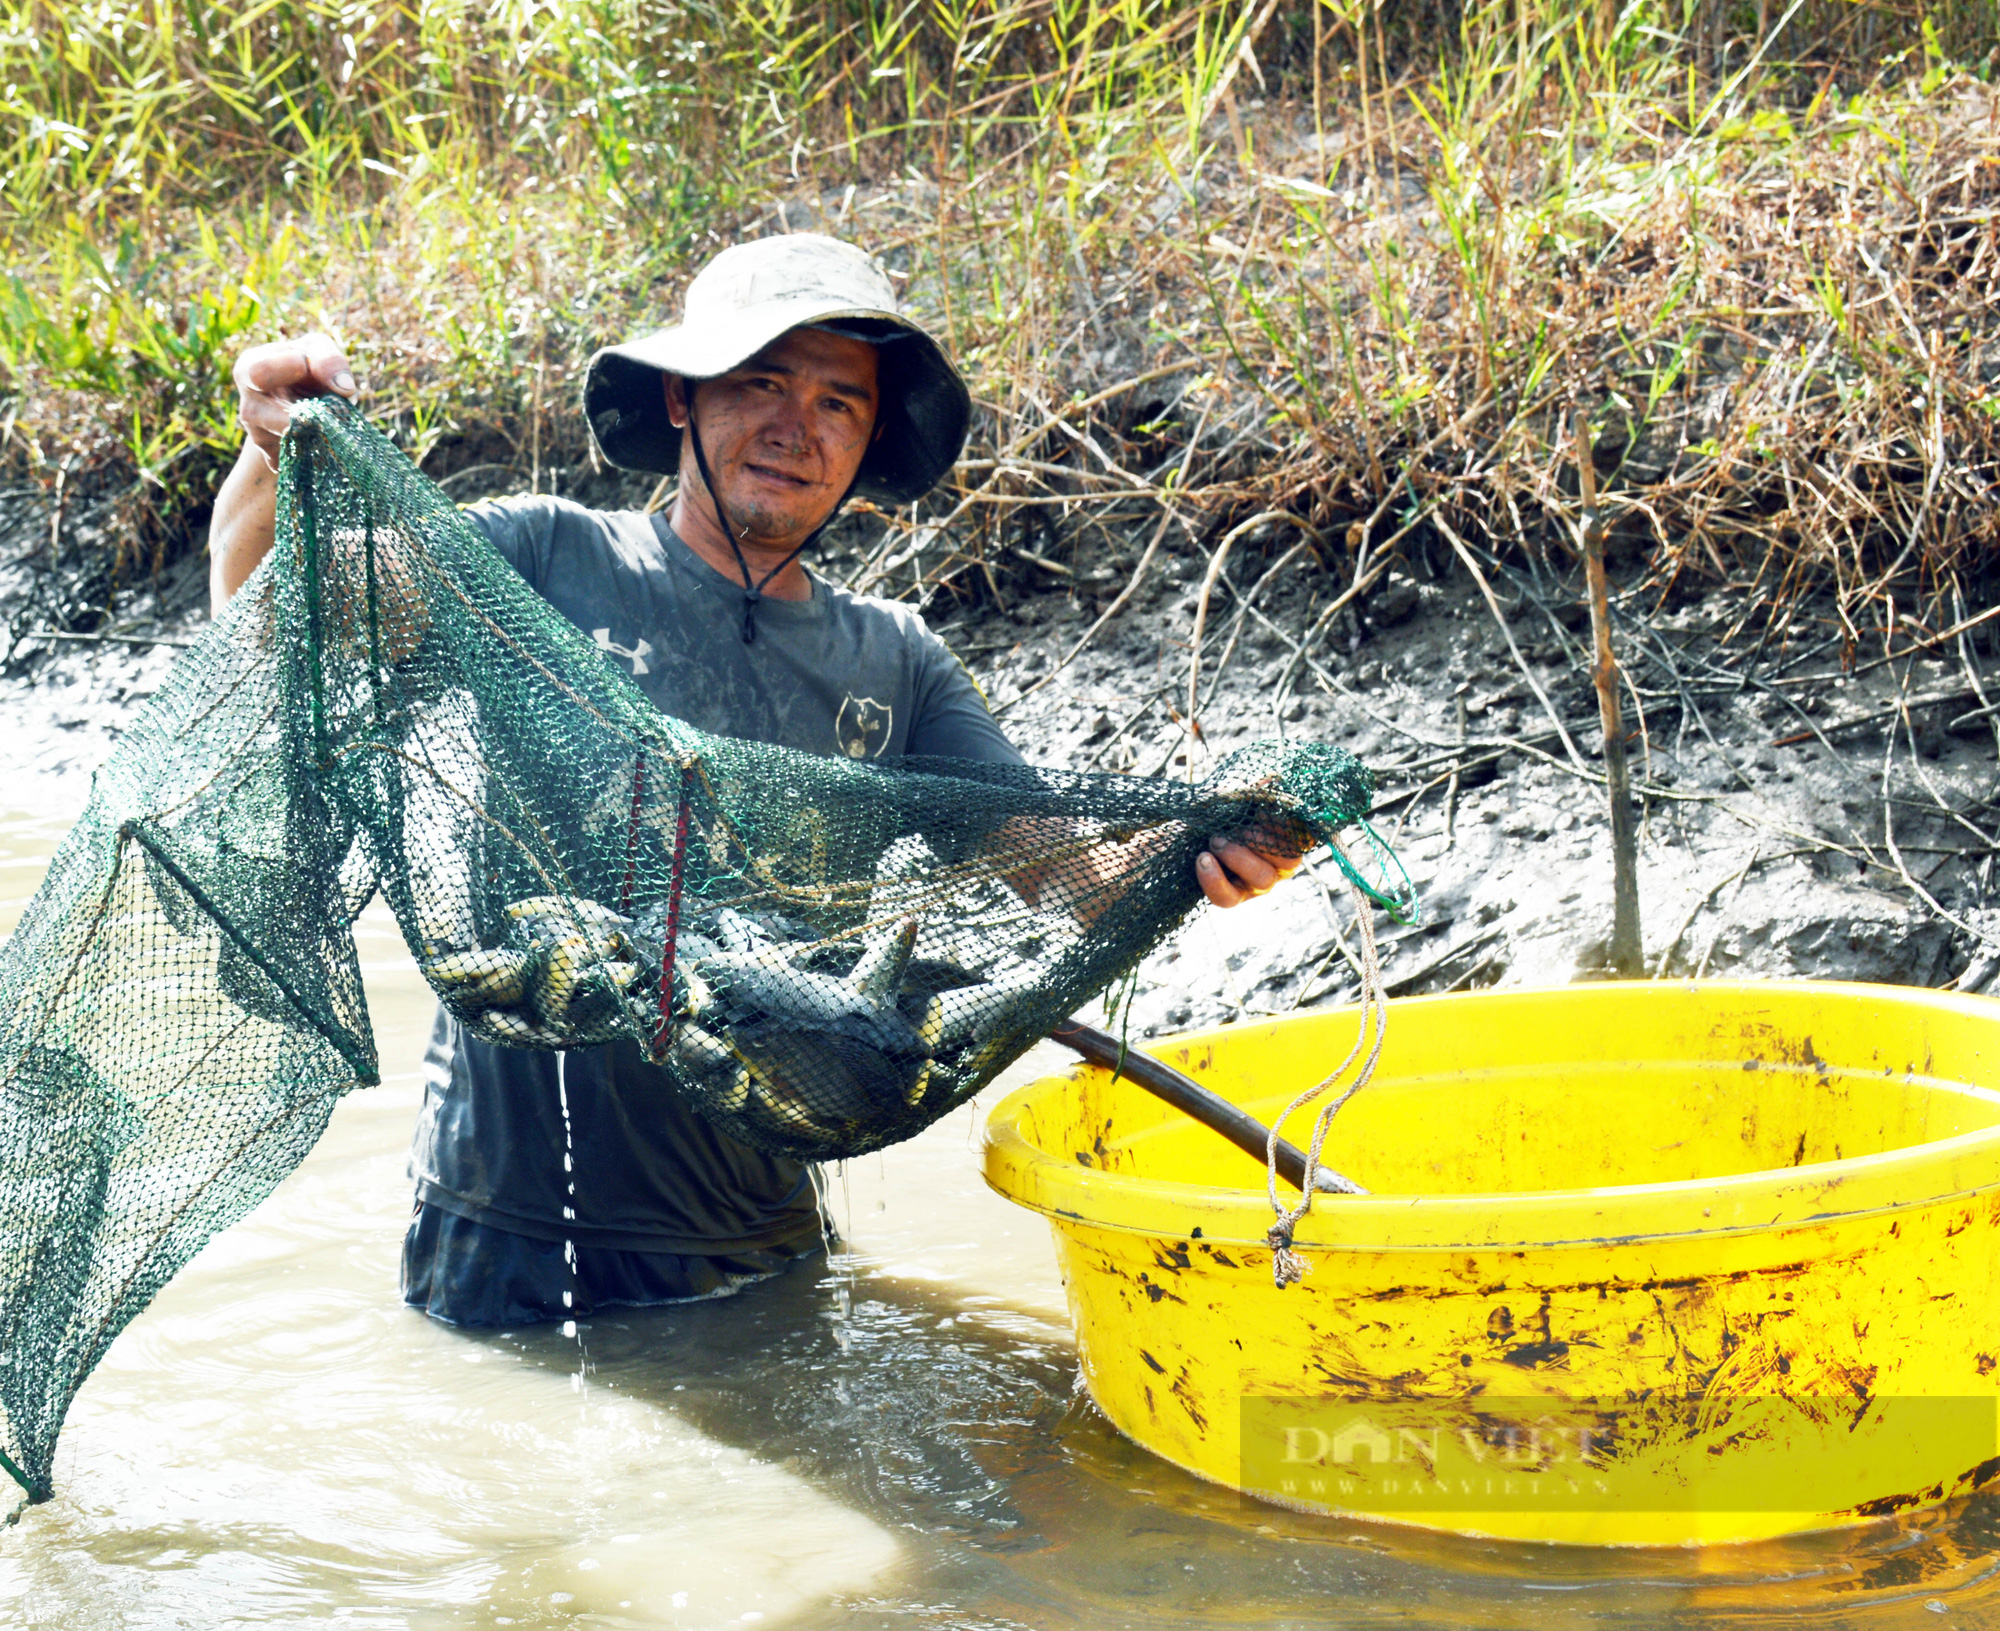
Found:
[210,234,1297,1327]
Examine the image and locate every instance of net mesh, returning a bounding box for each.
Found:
[0,395,1407,1504]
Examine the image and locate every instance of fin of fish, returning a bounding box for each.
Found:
[425,948,534,1009]
[848,917,918,1008]
[480,1007,570,1047]
[903,993,944,1104]
[505,895,631,932]
[530,934,592,1024]
[753,1082,840,1141]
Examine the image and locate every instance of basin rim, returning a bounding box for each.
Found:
[983,981,2000,1254]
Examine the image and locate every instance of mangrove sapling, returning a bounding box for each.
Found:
[1576,410,1643,979]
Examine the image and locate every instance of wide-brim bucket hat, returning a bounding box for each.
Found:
[583,234,970,506]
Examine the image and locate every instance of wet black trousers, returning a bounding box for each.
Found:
[400,1201,822,1327]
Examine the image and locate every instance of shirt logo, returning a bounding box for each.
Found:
[835,694,893,759]
[592,627,653,676]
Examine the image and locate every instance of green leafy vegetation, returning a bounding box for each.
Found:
[2,0,1996,649]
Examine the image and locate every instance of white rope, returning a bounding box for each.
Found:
[1263,838,1386,1287]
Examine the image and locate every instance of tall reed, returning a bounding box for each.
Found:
[0,0,1993,646]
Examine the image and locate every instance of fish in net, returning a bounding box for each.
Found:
[0,395,1411,1505]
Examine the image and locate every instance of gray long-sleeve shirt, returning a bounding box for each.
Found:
[409,497,1021,1252]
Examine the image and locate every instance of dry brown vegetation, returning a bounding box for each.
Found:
[2,0,1997,677]
[856,66,2000,694]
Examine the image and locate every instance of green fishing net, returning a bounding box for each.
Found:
[0,395,1408,1504]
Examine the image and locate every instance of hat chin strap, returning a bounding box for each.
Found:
[684,394,859,645]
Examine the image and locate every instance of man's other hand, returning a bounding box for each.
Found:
[1196,833,1305,909]
[234,334,357,468]
[212,334,360,613]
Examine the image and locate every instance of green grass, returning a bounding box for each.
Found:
[2,0,1997,645]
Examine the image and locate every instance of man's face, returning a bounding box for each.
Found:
[665,326,880,547]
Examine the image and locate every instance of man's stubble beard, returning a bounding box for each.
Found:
[713,474,839,551]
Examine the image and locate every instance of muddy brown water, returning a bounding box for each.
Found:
[4,805,2000,1629]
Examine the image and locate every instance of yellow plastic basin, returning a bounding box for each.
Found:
[982,981,2000,1547]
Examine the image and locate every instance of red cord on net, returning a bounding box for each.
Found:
[651,760,693,1063]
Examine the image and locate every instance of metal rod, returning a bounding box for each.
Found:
[1048,1021,1364,1196]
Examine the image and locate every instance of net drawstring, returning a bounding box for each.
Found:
[684,397,852,644]
[1263,835,1387,1288]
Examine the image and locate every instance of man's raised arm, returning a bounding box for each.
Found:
[208,334,358,615]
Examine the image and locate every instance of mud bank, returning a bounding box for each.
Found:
[3,502,1992,1042]
[939,547,1998,1036]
